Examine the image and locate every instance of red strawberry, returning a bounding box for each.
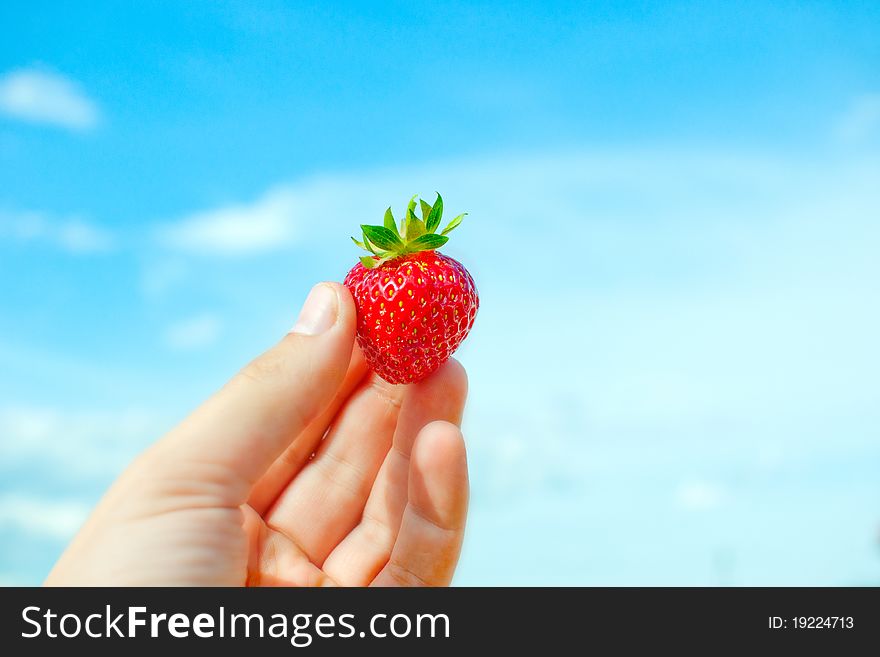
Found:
[343,194,479,384]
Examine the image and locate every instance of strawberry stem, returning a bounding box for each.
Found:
[351,193,468,268]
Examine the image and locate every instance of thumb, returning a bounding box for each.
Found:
[154,282,357,503]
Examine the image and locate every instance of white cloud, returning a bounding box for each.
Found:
[0,209,113,253]
[159,186,300,255]
[54,220,114,252]
[164,313,223,350]
[0,406,158,478]
[675,481,725,511]
[0,67,99,130]
[0,494,90,541]
[834,93,880,143]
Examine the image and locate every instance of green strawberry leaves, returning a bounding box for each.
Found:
[361,225,404,251]
[383,207,397,234]
[419,199,433,225]
[441,212,466,235]
[351,193,467,267]
[405,207,427,240]
[426,193,443,233]
[408,233,449,250]
[402,195,418,235]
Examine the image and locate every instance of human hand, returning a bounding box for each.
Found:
[46,282,469,586]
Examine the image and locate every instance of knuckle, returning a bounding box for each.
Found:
[387,561,432,587]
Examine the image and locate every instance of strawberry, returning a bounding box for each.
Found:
[343,194,479,384]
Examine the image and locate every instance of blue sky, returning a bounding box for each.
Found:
[1,1,879,584]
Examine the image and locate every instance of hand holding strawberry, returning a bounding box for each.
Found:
[344,194,479,384]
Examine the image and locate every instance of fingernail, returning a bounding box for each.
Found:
[291,284,338,335]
